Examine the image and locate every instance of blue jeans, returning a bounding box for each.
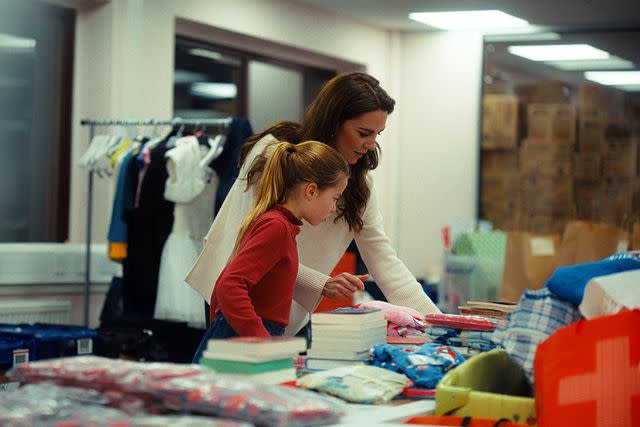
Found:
[192,314,285,363]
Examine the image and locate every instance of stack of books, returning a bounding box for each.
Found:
[305,307,387,370]
[458,300,516,319]
[199,336,307,384]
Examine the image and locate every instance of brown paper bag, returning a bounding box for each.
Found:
[632,222,640,250]
[554,221,629,268]
[500,231,560,302]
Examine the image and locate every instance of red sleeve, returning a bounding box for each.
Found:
[216,218,288,337]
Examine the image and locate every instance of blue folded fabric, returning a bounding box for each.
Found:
[371,343,465,389]
[545,253,640,305]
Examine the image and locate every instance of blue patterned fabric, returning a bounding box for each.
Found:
[545,252,640,305]
[426,327,497,352]
[370,343,465,389]
[492,288,581,386]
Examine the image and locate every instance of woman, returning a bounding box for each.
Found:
[186,72,441,336]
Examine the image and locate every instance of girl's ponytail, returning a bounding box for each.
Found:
[232,142,297,255]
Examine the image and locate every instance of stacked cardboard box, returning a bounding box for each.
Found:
[482,94,519,149]
[518,104,577,233]
[481,80,640,234]
[480,94,521,230]
[574,83,639,228]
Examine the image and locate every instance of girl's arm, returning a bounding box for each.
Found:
[216,219,289,337]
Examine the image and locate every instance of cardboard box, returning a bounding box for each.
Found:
[521,174,574,212]
[578,83,609,113]
[481,150,519,178]
[519,211,571,234]
[575,182,602,221]
[600,177,633,227]
[602,139,638,178]
[574,152,602,182]
[633,178,640,220]
[482,94,519,149]
[578,118,605,153]
[481,200,520,231]
[520,138,573,176]
[481,173,521,201]
[527,104,576,141]
[534,81,573,104]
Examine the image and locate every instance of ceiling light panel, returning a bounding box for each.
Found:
[409,10,529,31]
[585,71,640,86]
[546,56,634,71]
[508,44,610,61]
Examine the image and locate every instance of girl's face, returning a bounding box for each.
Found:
[333,109,388,165]
[303,174,349,226]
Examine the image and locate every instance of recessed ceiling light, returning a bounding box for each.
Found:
[409,10,529,32]
[585,71,640,86]
[508,44,610,61]
[546,56,634,71]
[484,32,560,42]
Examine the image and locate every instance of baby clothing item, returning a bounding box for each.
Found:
[357,301,427,336]
[154,136,220,328]
[545,252,640,305]
[297,365,411,404]
[492,288,581,386]
[371,343,465,389]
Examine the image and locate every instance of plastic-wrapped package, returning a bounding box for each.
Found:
[9,356,346,427]
[0,383,248,427]
[370,343,465,389]
[296,365,411,404]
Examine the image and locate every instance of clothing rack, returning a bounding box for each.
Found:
[79,117,231,327]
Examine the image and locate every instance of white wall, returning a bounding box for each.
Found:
[65,0,484,280]
[395,31,484,278]
[68,0,397,245]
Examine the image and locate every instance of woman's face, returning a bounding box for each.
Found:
[333,110,388,165]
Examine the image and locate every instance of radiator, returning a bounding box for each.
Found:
[0,299,72,324]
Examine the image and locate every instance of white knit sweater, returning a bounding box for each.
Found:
[185,134,440,334]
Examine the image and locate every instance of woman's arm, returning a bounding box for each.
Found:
[354,176,441,314]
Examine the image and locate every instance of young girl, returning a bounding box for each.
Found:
[192,140,350,362]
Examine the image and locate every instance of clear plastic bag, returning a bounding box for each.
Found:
[0,383,249,426]
[9,356,346,427]
[297,365,411,404]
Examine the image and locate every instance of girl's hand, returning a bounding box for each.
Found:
[322,273,368,299]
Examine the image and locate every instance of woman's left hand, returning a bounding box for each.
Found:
[322,273,368,299]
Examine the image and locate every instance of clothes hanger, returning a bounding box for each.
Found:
[199,134,226,170]
[166,123,186,149]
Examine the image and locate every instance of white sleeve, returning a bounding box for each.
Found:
[354,176,441,314]
[293,264,329,312]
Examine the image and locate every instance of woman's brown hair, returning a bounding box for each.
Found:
[240,72,395,232]
[233,141,349,256]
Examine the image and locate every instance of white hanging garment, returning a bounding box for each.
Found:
[154,136,220,328]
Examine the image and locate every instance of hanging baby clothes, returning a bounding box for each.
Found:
[154,135,223,328]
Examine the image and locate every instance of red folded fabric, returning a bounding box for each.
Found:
[424,314,496,331]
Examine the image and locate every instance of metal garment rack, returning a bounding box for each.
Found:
[79,118,231,327]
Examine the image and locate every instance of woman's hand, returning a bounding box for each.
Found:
[322,273,368,299]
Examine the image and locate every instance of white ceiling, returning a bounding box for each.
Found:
[296,0,640,79]
[295,0,640,32]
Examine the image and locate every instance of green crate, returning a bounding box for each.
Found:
[436,349,536,424]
